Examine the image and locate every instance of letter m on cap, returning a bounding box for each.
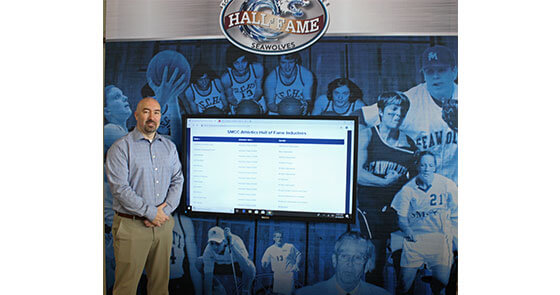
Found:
[428,52,438,61]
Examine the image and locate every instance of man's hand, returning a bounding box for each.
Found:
[403,228,416,242]
[152,203,170,226]
[148,66,188,106]
[143,219,156,228]
[224,227,232,245]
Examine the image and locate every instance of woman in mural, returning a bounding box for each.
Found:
[311,78,366,116]
[184,63,229,114]
[356,91,417,288]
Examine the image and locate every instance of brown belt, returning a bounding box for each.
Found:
[116,212,146,220]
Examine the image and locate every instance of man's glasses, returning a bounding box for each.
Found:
[337,253,368,264]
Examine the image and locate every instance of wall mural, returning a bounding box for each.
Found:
[104,36,458,295]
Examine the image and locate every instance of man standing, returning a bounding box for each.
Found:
[296,231,390,295]
[261,231,301,295]
[106,97,184,295]
[361,45,458,184]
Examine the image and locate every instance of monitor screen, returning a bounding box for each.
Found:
[182,115,358,223]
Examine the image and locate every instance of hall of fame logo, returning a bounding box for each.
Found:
[219,0,330,55]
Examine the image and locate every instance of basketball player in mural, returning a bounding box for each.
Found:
[391,151,458,295]
[261,230,302,295]
[360,45,458,184]
[103,85,133,292]
[311,78,366,116]
[221,46,266,115]
[356,91,417,288]
[146,50,191,147]
[296,231,390,295]
[264,52,314,115]
[185,63,229,115]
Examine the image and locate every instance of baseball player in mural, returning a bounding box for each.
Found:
[169,211,203,295]
[261,230,302,295]
[185,63,229,115]
[311,78,366,116]
[390,151,458,295]
[103,85,133,292]
[264,52,314,115]
[361,45,458,184]
[221,46,266,115]
[356,91,417,288]
[146,50,191,148]
[296,231,390,295]
[196,226,256,295]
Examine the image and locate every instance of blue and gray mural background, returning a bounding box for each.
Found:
[104,36,458,295]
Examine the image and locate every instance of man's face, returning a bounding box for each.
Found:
[279,56,297,76]
[332,239,369,289]
[379,104,404,130]
[423,65,457,100]
[273,233,283,246]
[196,73,211,90]
[135,98,161,135]
[332,85,350,107]
[233,56,249,75]
[418,154,436,184]
[106,87,132,121]
[209,241,226,253]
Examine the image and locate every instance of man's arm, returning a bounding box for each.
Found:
[184,86,201,114]
[252,63,264,100]
[214,79,229,112]
[202,246,215,295]
[311,94,328,115]
[264,70,278,113]
[105,142,158,221]
[162,144,184,216]
[261,247,271,269]
[220,71,237,106]
[300,66,314,114]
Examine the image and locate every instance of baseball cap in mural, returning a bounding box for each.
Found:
[421,45,456,70]
[208,226,225,243]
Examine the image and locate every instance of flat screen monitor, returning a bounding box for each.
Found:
[182,115,358,223]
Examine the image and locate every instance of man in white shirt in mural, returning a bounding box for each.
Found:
[261,231,301,295]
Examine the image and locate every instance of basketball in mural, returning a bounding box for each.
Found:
[202,106,225,115]
[278,97,305,115]
[235,99,263,115]
[146,50,191,87]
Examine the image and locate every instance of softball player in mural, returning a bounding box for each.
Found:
[390,151,457,295]
[311,78,366,116]
[357,91,417,288]
[264,52,314,115]
[185,63,229,115]
[261,231,302,295]
[221,46,266,115]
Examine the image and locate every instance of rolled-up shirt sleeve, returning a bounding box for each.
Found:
[106,141,158,221]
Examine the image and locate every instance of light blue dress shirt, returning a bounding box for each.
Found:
[105,127,184,221]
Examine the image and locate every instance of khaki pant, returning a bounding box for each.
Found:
[112,214,175,295]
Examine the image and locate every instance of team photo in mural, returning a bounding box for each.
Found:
[104,36,458,295]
